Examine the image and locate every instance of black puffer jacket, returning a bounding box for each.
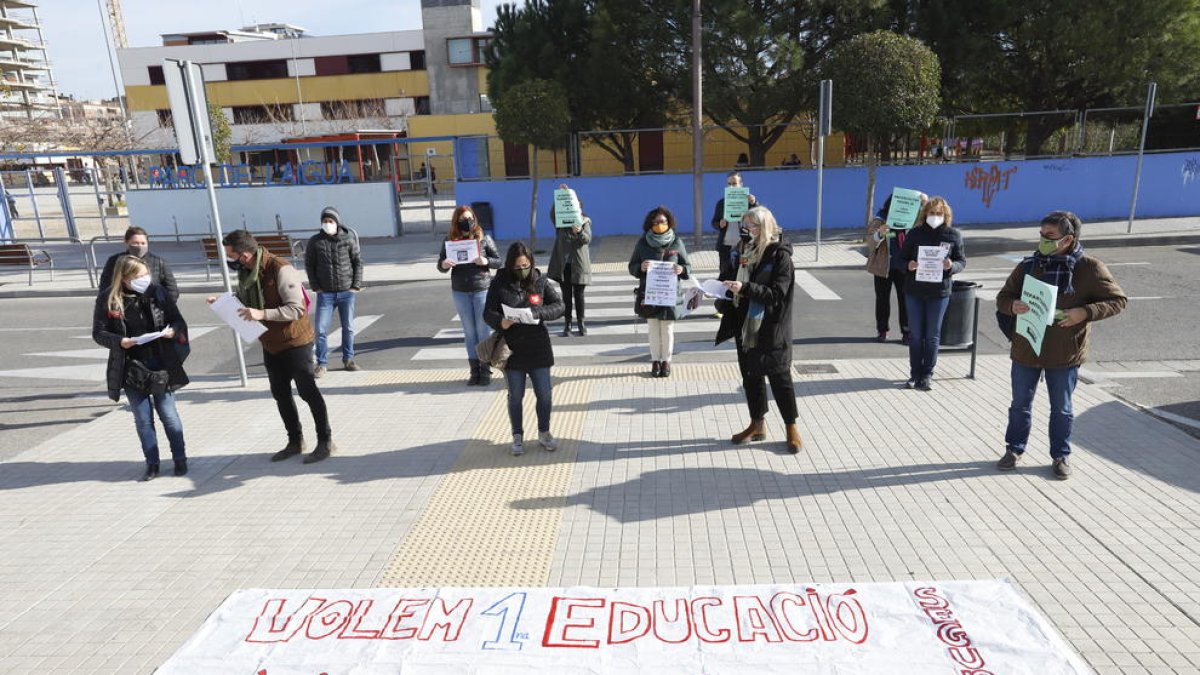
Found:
[305,224,363,292]
[438,234,502,292]
[900,223,966,298]
[627,231,693,321]
[483,269,565,370]
[99,251,178,302]
[715,239,796,376]
[92,283,189,401]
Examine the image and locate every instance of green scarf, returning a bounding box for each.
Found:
[736,237,778,350]
[235,247,265,310]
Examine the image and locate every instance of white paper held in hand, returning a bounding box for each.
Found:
[133,330,166,346]
[210,293,268,343]
[699,278,731,299]
[502,304,538,325]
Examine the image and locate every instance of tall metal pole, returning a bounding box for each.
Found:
[690,0,703,248]
[815,80,832,262]
[182,61,248,385]
[1127,82,1156,234]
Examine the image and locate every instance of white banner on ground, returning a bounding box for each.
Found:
[159,580,1089,674]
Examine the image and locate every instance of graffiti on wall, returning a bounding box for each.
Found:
[1181,159,1200,186]
[147,160,355,189]
[963,165,1018,208]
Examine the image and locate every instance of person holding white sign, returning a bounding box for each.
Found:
[900,196,966,391]
[93,255,190,481]
[484,242,565,456]
[628,206,693,377]
[995,212,1126,480]
[865,193,927,344]
[547,187,593,337]
[715,207,802,453]
[438,205,503,386]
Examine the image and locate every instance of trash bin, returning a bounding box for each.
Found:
[940,280,980,349]
[471,201,493,234]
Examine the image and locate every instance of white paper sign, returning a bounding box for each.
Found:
[915,245,949,283]
[502,304,538,325]
[158,581,1091,674]
[444,239,480,265]
[643,260,678,307]
[700,278,731,299]
[209,293,267,344]
[553,188,582,228]
[133,330,167,345]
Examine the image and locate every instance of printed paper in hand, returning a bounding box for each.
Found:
[886,187,924,229]
[700,278,731,299]
[643,260,678,307]
[210,293,267,344]
[444,239,480,265]
[1016,275,1058,356]
[502,304,538,325]
[678,281,705,319]
[133,330,166,345]
[723,186,750,223]
[553,188,582,228]
[915,246,948,283]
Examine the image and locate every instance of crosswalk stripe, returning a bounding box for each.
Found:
[24,326,221,360]
[412,340,734,361]
[433,318,720,340]
[324,315,382,351]
[795,270,841,300]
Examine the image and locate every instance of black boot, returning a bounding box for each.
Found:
[468,359,481,386]
[304,438,335,464]
[478,362,493,386]
[173,458,188,476]
[271,437,305,462]
[576,317,587,336]
[560,320,572,337]
[140,463,159,481]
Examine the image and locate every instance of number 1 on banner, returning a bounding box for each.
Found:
[481,592,528,651]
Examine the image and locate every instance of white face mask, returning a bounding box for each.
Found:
[926,215,945,228]
[128,274,151,294]
[321,221,338,235]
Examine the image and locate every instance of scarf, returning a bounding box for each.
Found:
[736,237,778,350]
[235,246,266,310]
[645,230,675,248]
[1023,243,1085,295]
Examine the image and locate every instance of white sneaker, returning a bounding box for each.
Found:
[538,431,558,452]
[510,434,524,456]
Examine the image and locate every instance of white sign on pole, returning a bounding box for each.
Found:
[158,581,1091,673]
[162,59,214,166]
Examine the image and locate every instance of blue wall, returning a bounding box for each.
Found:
[456,151,1200,241]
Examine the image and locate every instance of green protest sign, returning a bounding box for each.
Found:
[1016,275,1058,356]
[554,188,582,229]
[885,187,924,229]
[723,187,750,223]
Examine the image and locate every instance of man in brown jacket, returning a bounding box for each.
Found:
[995,211,1126,479]
[210,230,335,464]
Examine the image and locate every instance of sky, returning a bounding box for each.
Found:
[34,0,506,101]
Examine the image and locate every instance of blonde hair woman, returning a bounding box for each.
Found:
[92,255,190,481]
[715,206,802,453]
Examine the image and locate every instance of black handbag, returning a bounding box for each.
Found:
[124,359,169,395]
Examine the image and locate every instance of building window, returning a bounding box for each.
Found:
[409,50,426,70]
[479,93,492,113]
[321,99,386,120]
[156,109,173,128]
[225,59,289,81]
[446,37,491,66]
[148,66,165,86]
[231,104,293,124]
[347,54,381,74]
[414,96,431,115]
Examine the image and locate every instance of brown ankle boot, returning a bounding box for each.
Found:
[731,419,766,444]
[785,424,803,454]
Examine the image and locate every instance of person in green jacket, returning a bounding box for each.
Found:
[547,186,593,337]
[627,206,692,378]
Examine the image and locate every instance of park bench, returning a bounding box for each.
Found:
[201,234,306,280]
[0,243,54,285]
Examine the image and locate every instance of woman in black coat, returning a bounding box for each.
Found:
[484,242,565,456]
[438,204,503,385]
[627,206,693,378]
[93,255,190,481]
[715,206,802,453]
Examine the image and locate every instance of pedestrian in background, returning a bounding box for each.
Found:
[547,186,593,337]
[711,172,759,281]
[865,192,927,344]
[213,230,336,464]
[995,211,1126,480]
[438,205,502,385]
[305,206,363,377]
[628,206,693,378]
[93,255,190,481]
[716,206,802,454]
[901,196,966,391]
[99,226,179,303]
[484,241,565,456]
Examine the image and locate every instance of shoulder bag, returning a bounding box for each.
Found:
[475,331,511,370]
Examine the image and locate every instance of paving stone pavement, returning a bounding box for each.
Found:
[1,355,1199,673]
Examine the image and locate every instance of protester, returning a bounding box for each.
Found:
[715,207,802,453]
[93,255,190,481]
[865,193,927,344]
[628,206,693,378]
[210,230,335,464]
[900,196,966,390]
[438,205,502,385]
[547,188,593,337]
[99,226,179,302]
[484,241,565,456]
[305,206,363,377]
[995,211,1127,480]
[711,172,759,281]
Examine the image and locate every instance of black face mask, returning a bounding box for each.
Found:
[739,227,752,243]
[226,258,244,272]
[459,219,475,232]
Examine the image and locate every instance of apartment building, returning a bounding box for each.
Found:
[0,0,59,120]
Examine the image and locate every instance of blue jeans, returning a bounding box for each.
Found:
[505,367,552,435]
[125,388,186,465]
[905,294,951,381]
[314,290,356,365]
[1005,362,1079,459]
[452,290,491,360]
